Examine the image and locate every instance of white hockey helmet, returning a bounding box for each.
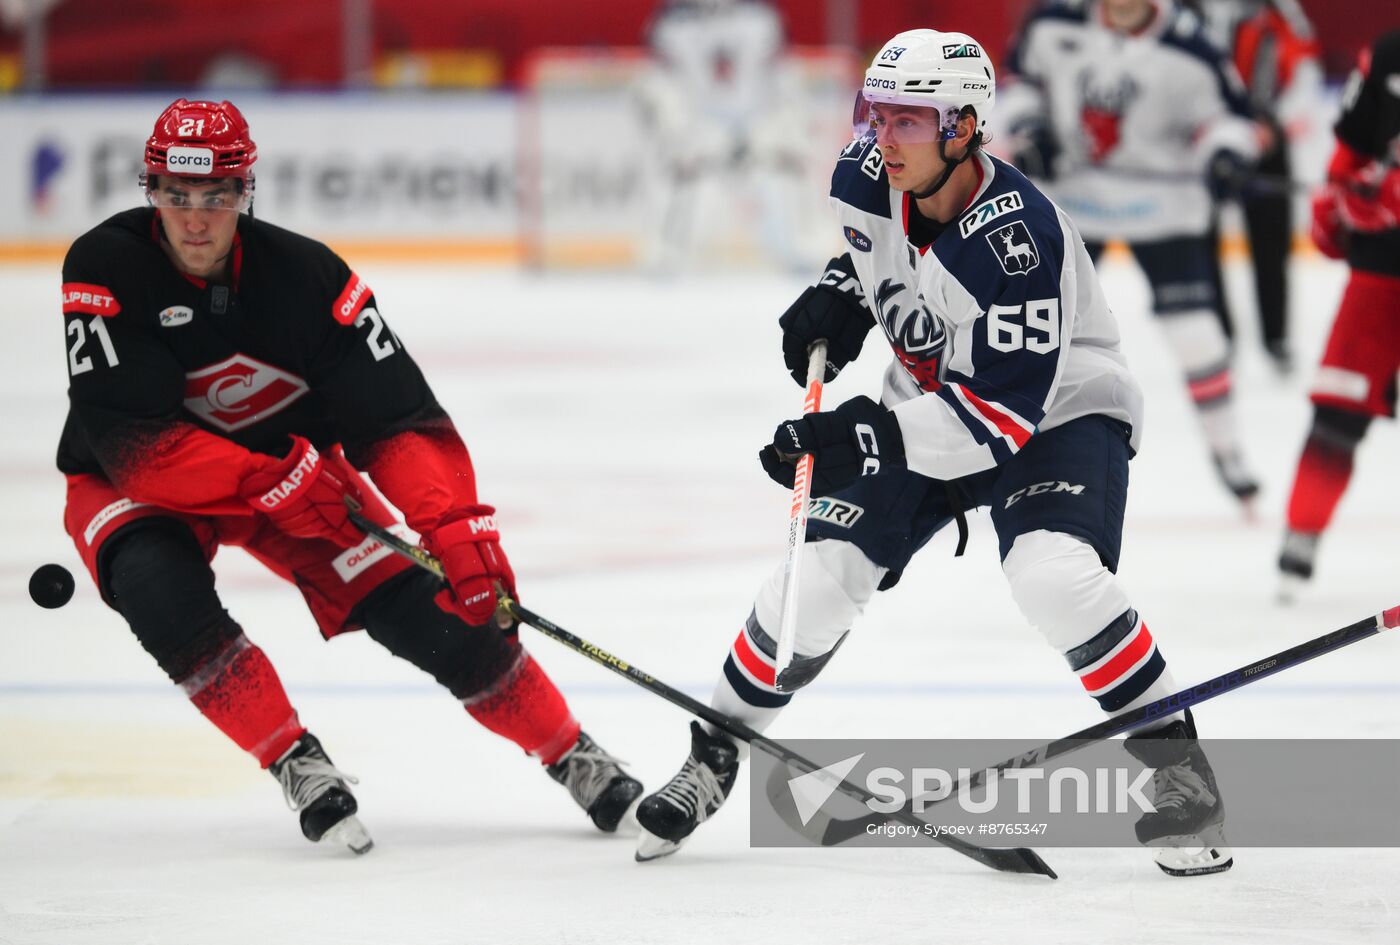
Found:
[855,29,996,142]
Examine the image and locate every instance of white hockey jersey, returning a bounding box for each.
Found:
[829,139,1143,482]
[1000,0,1261,241]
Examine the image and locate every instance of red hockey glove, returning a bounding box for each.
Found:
[424,506,517,626]
[239,435,365,547]
[1336,165,1400,234]
[1310,185,1347,260]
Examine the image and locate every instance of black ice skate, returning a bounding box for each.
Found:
[1124,714,1233,877]
[547,730,644,833]
[635,721,740,862]
[1277,529,1320,603]
[1212,450,1260,510]
[269,733,373,855]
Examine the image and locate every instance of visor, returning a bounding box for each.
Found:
[852,91,961,146]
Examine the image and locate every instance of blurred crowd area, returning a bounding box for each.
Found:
[0,0,1388,91]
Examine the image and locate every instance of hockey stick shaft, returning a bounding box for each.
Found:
[774,339,827,691]
[809,605,1400,846]
[345,508,1055,878]
[1071,164,1315,195]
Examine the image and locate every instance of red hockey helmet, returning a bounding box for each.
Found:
[143,99,257,181]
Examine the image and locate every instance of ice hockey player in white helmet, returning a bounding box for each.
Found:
[633,27,1232,877]
[998,0,1272,508]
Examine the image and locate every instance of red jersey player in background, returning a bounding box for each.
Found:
[57,99,643,852]
[1278,30,1400,598]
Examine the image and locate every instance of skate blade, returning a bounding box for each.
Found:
[635,827,684,862]
[613,796,643,838]
[322,815,374,855]
[1276,572,1308,605]
[1149,828,1232,877]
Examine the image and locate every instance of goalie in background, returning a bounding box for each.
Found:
[635,0,819,272]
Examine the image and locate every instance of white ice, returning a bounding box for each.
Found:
[1,249,1396,944]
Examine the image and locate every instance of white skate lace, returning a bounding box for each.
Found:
[655,757,726,822]
[276,755,358,812]
[1151,763,1214,811]
[557,746,628,808]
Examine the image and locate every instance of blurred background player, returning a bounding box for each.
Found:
[633,29,1231,877]
[998,0,1271,507]
[636,0,812,272]
[1196,0,1324,375]
[1277,29,1400,599]
[57,98,642,852]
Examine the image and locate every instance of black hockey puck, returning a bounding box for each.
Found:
[29,563,75,609]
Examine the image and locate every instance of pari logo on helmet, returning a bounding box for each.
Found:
[141,98,257,210]
[854,29,996,145]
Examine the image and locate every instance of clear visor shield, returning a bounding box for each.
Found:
[144,175,252,214]
[852,92,959,146]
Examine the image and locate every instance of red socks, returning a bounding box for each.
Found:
[1286,437,1355,534]
[179,636,305,768]
[465,649,580,765]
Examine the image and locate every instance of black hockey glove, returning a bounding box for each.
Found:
[1205,149,1249,202]
[759,395,905,494]
[1006,116,1059,181]
[779,254,876,386]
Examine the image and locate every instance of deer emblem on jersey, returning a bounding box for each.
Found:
[985,221,1040,276]
[1000,229,1034,270]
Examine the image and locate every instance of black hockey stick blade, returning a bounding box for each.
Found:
[346,506,1055,878]
[798,605,1400,847]
[761,755,1056,878]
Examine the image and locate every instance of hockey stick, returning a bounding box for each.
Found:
[1063,164,1316,195]
[345,507,1056,879]
[765,605,1400,848]
[774,339,827,692]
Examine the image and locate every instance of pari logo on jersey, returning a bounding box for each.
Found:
[844,226,873,252]
[182,353,310,433]
[958,192,1024,238]
[159,305,194,327]
[807,497,865,528]
[985,221,1040,276]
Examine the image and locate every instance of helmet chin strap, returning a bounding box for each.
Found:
[910,138,969,200]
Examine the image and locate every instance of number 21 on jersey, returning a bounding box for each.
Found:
[66,315,120,376]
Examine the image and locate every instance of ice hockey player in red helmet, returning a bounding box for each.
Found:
[633,28,1232,877]
[56,98,643,853]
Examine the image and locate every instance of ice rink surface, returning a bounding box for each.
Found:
[1,252,1396,944]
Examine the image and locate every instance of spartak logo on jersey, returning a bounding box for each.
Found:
[183,354,310,433]
[1076,72,1138,164]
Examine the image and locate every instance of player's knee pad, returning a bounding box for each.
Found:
[1157,309,1231,377]
[1002,530,1131,654]
[1310,405,1371,452]
[358,570,523,702]
[753,538,883,660]
[103,519,242,683]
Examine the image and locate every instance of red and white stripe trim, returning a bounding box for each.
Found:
[1188,369,1232,403]
[947,383,1035,451]
[1077,618,1157,697]
[730,628,778,690]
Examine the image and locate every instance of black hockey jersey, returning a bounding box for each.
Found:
[59,207,477,529]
